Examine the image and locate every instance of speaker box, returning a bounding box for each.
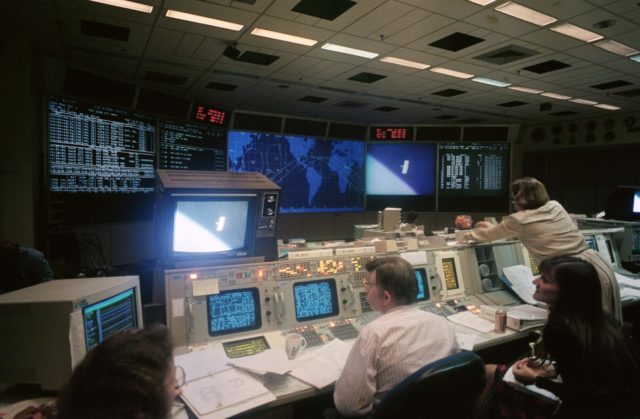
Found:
[223,46,241,60]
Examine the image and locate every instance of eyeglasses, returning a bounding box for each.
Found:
[363,278,377,290]
[175,365,186,389]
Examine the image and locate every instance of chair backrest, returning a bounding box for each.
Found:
[373,351,486,419]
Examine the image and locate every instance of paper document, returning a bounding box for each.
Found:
[621,287,640,299]
[174,347,229,381]
[227,348,292,375]
[447,311,495,333]
[502,265,537,305]
[502,365,559,402]
[180,368,275,418]
[508,304,548,320]
[456,333,478,351]
[288,338,352,389]
[615,272,640,289]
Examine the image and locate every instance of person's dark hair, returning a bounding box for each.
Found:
[56,325,174,419]
[365,257,416,305]
[538,256,639,401]
[510,177,550,210]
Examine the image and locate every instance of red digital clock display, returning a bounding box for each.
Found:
[192,103,229,127]
[369,126,414,141]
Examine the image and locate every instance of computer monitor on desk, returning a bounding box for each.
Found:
[0,276,143,390]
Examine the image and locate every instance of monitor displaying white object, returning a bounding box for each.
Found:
[0,276,143,390]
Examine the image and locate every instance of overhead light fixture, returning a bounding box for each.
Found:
[594,103,621,110]
[549,23,603,42]
[89,0,153,13]
[541,92,571,100]
[250,28,317,46]
[472,77,511,87]
[380,56,430,70]
[508,86,543,94]
[570,98,598,105]
[631,55,640,63]
[594,40,639,57]
[467,0,498,5]
[430,67,474,79]
[495,2,557,27]
[321,43,378,59]
[165,10,243,31]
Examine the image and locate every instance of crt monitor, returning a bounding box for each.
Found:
[206,288,262,337]
[604,186,640,221]
[414,268,430,302]
[293,278,340,322]
[0,276,143,390]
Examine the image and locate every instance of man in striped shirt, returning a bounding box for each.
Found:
[333,256,459,417]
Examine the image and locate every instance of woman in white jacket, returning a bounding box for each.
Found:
[463,177,621,321]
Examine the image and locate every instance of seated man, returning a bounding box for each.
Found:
[0,241,54,294]
[333,256,459,417]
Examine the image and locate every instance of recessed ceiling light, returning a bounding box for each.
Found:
[467,0,498,5]
[165,10,243,31]
[594,40,639,57]
[471,77,511,87]
[549,23,603,43]
[631,55,640,63]
[321,43,378,59]
[430,67,474,79]
[250,28,317,46]
[495,2,557,27]
[541,92,572,100]
[508,86,543,94]
[570,98,598,105]
[89,0,153,13]
[380,56,430,70]
[594,103,620,110]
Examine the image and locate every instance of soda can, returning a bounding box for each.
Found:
[495,309,507,333]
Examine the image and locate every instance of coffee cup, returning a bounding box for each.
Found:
[285,333,307,360]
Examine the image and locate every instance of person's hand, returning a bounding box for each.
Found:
[474,221,494,229]
[512,358,548,385]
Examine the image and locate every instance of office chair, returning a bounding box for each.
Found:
[373,351,486,419]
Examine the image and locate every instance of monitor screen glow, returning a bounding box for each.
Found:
[207,288,261,336]
[173,200,249,253]
[414,268,430,302]
[633,191,640,214]
[82,287,138,351]
[293,279,339,322]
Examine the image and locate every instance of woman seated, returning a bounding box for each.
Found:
[483,256,639,419]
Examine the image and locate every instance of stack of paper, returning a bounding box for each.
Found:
[288,339,352,389]
[502,265,537,305]
[447,311,495,333]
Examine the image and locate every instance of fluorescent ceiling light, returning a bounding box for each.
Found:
[380,56,430,70]
[467,0,498,5]
[430,67,474,79]
[251,28,317,46]
[89,0,153,13]
[631,55,640,63]
[594,40,639,57]
[541,92,571,100]
[508,86,543,94]
[549,23,603,43]
[165,10,243,31]
[321,43,378,59]
[495,2,557,26]
[472,77,511,87]
[594,103,620,110]
[570,98,598,105]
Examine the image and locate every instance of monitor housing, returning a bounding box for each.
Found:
[0,276,143,390]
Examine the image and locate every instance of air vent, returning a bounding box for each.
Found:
[373,106,399,112]
[348,72,386,83]
[335,101,367,108]
[613,88,640,98]
[429,32,484,52]
[550,111,578,116]
[399,98,431,105]
[498,100,527,107]
[434,115,458,120]
[206,82,237,91]
[474,45,539,65]
[298,96,328,103]
[522,60,570,74]
[318,86,355,94]
[210,70,261,80]
[237,51,279,66]
[234,0,257,4]
[144,71,188,85]
[81,19,129,42]
[432,89,466,97]
[292,0,356,21]
[591,80,632,90]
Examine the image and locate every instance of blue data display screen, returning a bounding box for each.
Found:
[293,279,339,322]
[83,287,138,350]
[415,268,430,302]
[207,288,261,337]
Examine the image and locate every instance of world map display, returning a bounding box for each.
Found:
[228,131,365,213]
